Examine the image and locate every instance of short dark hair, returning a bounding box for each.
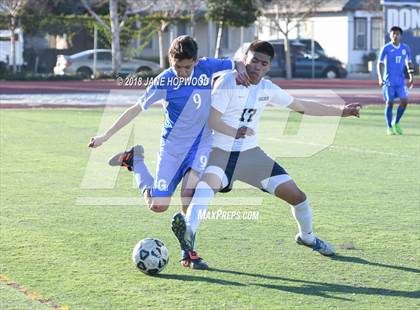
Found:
[390,26,403,35]
[168,35,198,61]
[246,40,275,60]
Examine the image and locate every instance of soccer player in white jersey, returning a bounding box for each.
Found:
[172,40,361,269]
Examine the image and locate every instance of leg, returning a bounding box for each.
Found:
[171,148,235,269]
[393,95,408,135]
[251,147,334,256]
[147,146,188,213]
[274,180,313,241]
[385,101,394,131]
[108,145,155,191]
[273,181,335,256]
[185,171,224,235]
[180,169,200,214]
[383,85,396,134]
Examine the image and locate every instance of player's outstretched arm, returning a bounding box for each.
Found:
[288,99,361,118]
[208,107,254,138]
[88,104,142,148]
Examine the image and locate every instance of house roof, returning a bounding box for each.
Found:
[261,0,381,15]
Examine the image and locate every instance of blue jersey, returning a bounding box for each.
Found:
[138,57,233,154]
[379,42,412,87]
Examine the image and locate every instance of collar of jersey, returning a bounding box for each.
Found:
[169,67,195,79]
[391,43,401,49]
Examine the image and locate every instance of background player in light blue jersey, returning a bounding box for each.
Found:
[89,36,250,217]
[377,26,415,135]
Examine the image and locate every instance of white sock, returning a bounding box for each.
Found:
[185,181,215,236]
[291,199,315,244]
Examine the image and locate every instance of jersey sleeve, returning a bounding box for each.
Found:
[267,81,294,108]
[211,74,233,114]
[379,45,387,64]
[202,57,234,75]
[137,83,166,110]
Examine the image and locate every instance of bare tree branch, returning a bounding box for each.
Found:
[80,0,111,32]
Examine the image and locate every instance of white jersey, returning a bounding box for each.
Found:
[211,71,294,152]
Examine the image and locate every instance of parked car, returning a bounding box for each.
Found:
[53,49,160,77]
[233,40,347,78]
[291,39,325,56]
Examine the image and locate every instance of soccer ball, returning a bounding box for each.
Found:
[132,238,169,275]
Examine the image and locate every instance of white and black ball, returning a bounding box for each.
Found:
[132,238,169,275]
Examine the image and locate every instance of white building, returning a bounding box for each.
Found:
[134,3,255,60]
[258,0,384,73]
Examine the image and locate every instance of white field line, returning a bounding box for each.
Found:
[265,138,419,160]
[76,196,263,206]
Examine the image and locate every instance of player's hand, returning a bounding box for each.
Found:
[378,79,384,87]
[88,134,108,148]
[408,79,414,89]
[235,126,254,139]
[235,64,251,87]
[342,103,361,118]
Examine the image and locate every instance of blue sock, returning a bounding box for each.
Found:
[133,156,154,193]
[385,105,393,128]
[395,105,406,124]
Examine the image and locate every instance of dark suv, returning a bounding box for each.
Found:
[233,40,347,78]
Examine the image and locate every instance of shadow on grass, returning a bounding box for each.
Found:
[209,267,420,300]
[330,254,420,274]
[156,273,245,287]
[157,255,420,300]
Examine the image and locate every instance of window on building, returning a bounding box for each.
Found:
[178,21,188,36]
[354,17,367,50]
[371,18,382,50]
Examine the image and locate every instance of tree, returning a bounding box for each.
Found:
[80,0,154,74]
[258,0,330,79]
[149,0,184,69]
[188,0,204,38]
[0,0,28,73]
[206,0,259,58]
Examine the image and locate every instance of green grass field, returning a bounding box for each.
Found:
[1,106,419,309]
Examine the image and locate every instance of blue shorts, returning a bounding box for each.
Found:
[150,144,210,198]
[383,85,408,102]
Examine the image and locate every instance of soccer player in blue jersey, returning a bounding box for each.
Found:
[88,36,249,267]
[377,26,414,135]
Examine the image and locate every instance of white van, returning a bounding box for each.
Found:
[0,28,24,67]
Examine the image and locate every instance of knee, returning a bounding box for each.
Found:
[148,203,169,213]
[290,190,307,206]
[385,102,393,108]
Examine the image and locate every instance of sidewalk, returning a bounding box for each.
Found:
[1,79,418,108]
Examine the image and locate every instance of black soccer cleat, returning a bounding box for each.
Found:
[108,145,144,171]
[171,212,193,251]
[171,212,208,269]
